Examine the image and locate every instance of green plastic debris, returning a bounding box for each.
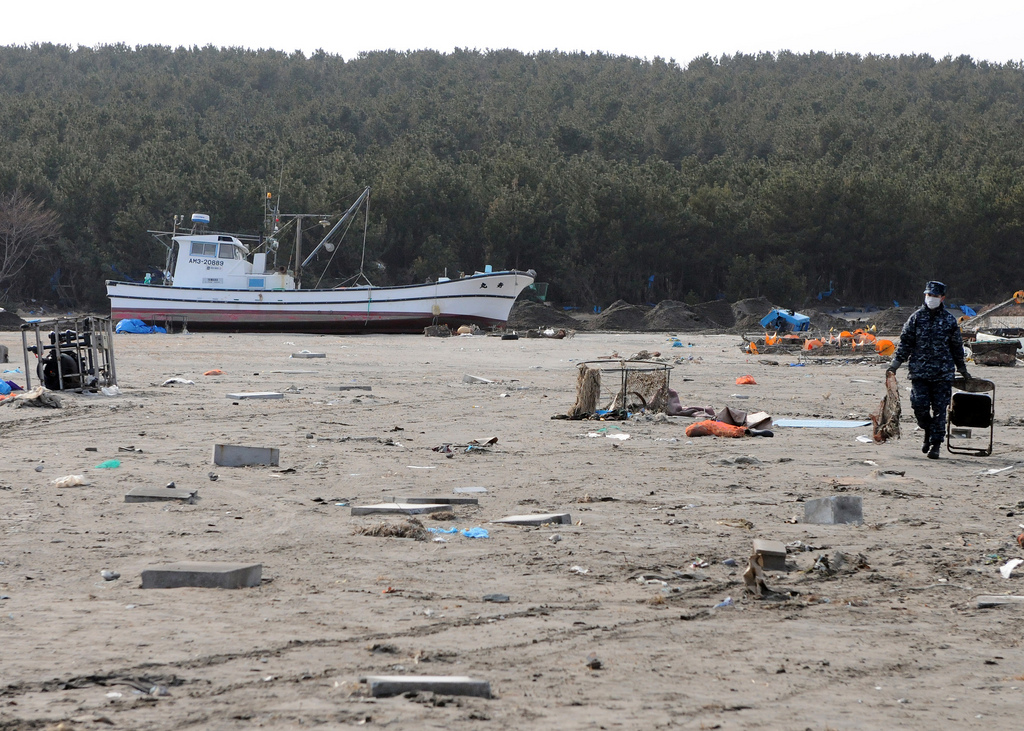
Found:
[94,460,121,469]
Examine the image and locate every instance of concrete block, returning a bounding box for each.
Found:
[492,513,572,526]
[976,595,1024,608]
[462,374,493,384]
[454,487,488,494]
[125,486,198,504]
[226,392,284,399]
[804,496,863,525]
[141,562,262,589]
[362,675,491,699]
[290,352,326,359]
[351,502,451,516]
[213,444,280,467]
[752,539,788,572]
[398,497,479,505]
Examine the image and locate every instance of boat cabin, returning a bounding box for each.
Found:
[170,234,295,291]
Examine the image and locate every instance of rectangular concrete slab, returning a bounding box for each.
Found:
[454,487,488,494]
[141,562,262,589]
[804,495,863,525]
[976,595,1024,608]
[363,675,491,699]
[290,352,326,358]
[462,374,493,384]
[226,392,284,399]
[752,539,788,572]
[492,513,572,526]
[351,502,451,516]
[398,497,480,505]
[125,486,198,504]
[212,444,280,467]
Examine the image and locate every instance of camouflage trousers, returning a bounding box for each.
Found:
[910,378,953,446]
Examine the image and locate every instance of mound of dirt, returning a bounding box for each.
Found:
[730,297,777,331]
[0,308,26,331]
[692,299,735,329]
[641,300,709,331]
[805,310,846,333]
[507,301,582,330]
[588,300,649,331]
[866,307,916,336]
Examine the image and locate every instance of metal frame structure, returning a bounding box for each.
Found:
[21,316,117,392]
[577,359,673,417]
[946,376,994,457]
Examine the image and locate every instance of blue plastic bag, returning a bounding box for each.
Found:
[116,319,167,334]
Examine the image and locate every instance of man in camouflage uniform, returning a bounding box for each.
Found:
[886,281,970,459]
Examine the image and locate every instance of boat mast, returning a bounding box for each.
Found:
[301,187,372,278]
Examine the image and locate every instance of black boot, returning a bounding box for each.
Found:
[928,443,941,459]
[922,427,931,454]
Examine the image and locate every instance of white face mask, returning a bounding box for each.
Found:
[925,295,942,309]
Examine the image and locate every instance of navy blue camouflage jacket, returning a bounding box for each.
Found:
[889,306,967,381]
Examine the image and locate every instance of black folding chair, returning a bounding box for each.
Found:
[946,377,995,457]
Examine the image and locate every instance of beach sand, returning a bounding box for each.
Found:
[1,329,1022,729]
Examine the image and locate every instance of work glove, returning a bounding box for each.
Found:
[960,370,972,381]
[885,366,897,376]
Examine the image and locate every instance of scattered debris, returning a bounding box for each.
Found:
[354,519,429,541]
[53,475,89,488]
[1000,559,1023,579]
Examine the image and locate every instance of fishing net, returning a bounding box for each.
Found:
[870,371,902,442]
[608,368,670,413]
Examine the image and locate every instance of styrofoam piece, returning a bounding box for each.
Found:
[226,392,284,399]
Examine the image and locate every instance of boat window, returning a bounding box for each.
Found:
[190,241,218,257]
[218,243,239,259]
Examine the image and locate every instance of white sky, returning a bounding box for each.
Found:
[3,0,1022,65]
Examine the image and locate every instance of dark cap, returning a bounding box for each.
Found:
[924,281,946,296]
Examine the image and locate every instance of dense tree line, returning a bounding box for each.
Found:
[1,44,1022,309]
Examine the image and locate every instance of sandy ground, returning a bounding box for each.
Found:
[1,329,1023,730]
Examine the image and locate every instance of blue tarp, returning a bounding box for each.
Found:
[116,319,167,334]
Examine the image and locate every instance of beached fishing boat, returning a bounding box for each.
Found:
[106,188,535,333]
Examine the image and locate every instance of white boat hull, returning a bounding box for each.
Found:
[107,270,534,333]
